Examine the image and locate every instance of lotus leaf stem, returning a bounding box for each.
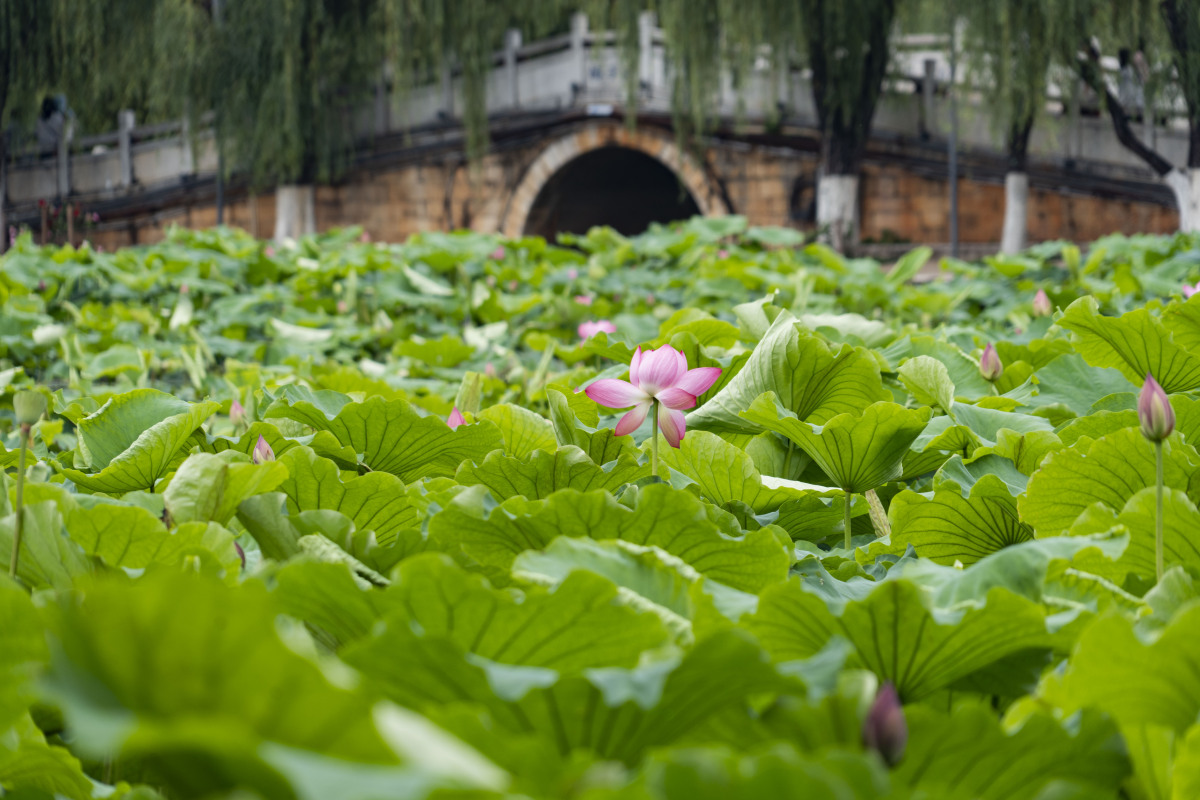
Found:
[9,424,30,579]
[844,492,853,552]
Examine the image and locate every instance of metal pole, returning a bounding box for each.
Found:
[213,0,225,226]
[948,12,959,259]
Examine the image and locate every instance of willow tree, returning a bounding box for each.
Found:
[0,1,57,253]
[961,0,1053,253]
[1052,0,1200,231]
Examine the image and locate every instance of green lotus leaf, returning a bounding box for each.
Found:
[456,446,648,501]
[163,451,288,526]
[546,384,638,466]
[948,402,1054,446]
[898,354,955,411]
[1031,353,1138,417]
[1162,295,1200,352]
[879,335,994,399]
[0,501,93,590]
[0,576,46,731]
[64,502,169,568]
[1068,488,1200,580]
[428,482,789,594]
[0,715,94,800]
[1058,296,1200,392]
[880,474,1033,565]
[266,391,503,482]
[60,391,220,494]
[39,571,410,799]
[655,430,802,513]
[741,395,930,493]
[687,312,888,434]
[278,447,420,548]
[1021,427,1200,536]
[893,705,1127,799]
[477,403,557,458]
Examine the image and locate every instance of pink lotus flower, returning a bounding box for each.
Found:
[230,398,246,426]
[491,246,506,261]
[578,320,617,339]
[584,344,722,448]
[979,343,1003,382]
[1032,289,1052,317]
[447,407,466,430]
[1139,373,1174,443]
[265,246,275,257]
[575,295,593,306]
[567,268,579,280]
[252,435,275,464]
[1184,282,1200,299]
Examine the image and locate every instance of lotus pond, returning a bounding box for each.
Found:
[4,218,1200,799]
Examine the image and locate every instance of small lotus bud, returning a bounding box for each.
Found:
[252,434,275,464]
[492,246,506,261]
[265,246,276,257]
[13,391,47,426]
[230,398,246,426]
[336,300,349,314]
[37,280,46,292]
[507,280,518,292]
[567,268,579,280]
[179,283,190,295]
[863,682,907,766]
[1139,373,1175,443]
[979,343,1003,382]
[447,407,466,430]
[484,363,497,378]
[1032,289,1052,317]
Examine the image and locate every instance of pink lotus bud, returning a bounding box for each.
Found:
[37,280,46,292]
[230,398,246,426]
[646,294,656,305]
[336,300,349,314]
[1184,282,1200,299]
[265,246,276,257]
[567,268,579,280]
[718,249,729,258]
[491,246,506,261]
[1032,289,1052,317]
[507,280,518,292]
[484,363,497,378]
[574,295,594,306]
[447,407,466,430]
[1139,373,1175,443]
[359,230,371,243]
[252,435,275,464]
[179,283,190,295]
[862,682,907,766]
[91,212,100,223]
[979,343,1003,382]
[578,320,618,339]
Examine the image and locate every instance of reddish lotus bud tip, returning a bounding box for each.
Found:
[252,434,275,464]
[230,398,246,425]
[863,682,907,766]
[1139,373,1175,443]
[1032,289,1052,317]
[979,343,1003,382]
[447,407,466,430]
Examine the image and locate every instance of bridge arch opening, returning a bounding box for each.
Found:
[522,146,702,238]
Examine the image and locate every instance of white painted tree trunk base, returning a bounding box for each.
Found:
[274,184,316,241]
[1165,169,1200,234]
[1000,172,1029,255]
[816,174,859,252]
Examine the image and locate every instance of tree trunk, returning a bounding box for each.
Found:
[273,184,316,241]
[1000,173,1029,254]
[0,134,7,256]
[816,174,859,252]
[1165,169,1200,233]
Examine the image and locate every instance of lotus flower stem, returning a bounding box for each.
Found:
[1156,440,1164,581]
[844,493,853,552]
[651,399,660,479]
[9,424,30,579]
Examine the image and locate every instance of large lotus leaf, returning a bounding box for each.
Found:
[1047,605,1200,734]
[634,745,891,800]
[1058,296,1200,392]
[1162,295,1200,353]
[0,501,93,590]
[546,385,638,466]
[935,453,1031,496]
[512,537,759,643]
[655,430,801,513]
[278,447,420,548]
[1031,353,1139,417]
[64,502,170,568]
[73,388,190,469]
[687,312,888,434]
[203,421,359,470]
[39,572,399,798]
[947,402,1054,446]
[455,447,649,501]
[880,475,1033,565]
[267,561,406,648]
[897,354,955,410]
[745,537,1122,700]
[266,392,502,482]
[1021,427,1200,536]
[428,483,790,594]
[741,396,930,493]
[0,716,94,800]
[1068,488,1200,580]
[61,396,220,494]
[477,403,557,458]
[0,576,46,731]
[879,335,994,399]
[163,451,288,526]
[892,705,1127,799]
